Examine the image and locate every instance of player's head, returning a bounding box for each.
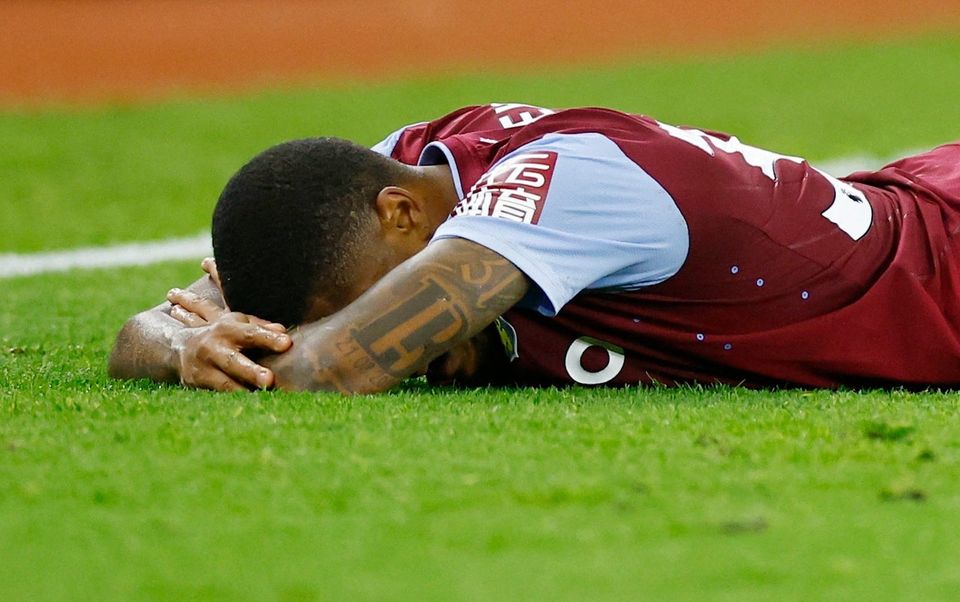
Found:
[212,137,441,325]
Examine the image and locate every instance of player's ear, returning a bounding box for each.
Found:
[374,186,426,234]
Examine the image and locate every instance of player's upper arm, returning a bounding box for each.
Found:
[430,132,690,315]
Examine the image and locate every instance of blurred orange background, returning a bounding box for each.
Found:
[2,0,959,105]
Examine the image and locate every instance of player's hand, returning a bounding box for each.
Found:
[173,312,293,391]
[201,256,222,291]
[165,257,236,328]
[168,285,286,332]
[168,278,292,391]
[422,324,510,387]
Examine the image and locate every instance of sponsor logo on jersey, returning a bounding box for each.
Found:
[453,151,558,225]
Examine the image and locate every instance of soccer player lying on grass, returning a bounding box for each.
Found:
[109,103,960,393]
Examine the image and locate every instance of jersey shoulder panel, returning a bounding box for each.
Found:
[371,104,557,165]
[370,122,425,158]
[431,131,689,315]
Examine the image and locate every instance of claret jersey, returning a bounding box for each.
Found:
[371,103,960,388]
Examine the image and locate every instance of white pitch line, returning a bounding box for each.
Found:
[818,149,920,179]
[0,149,923,280]
[0,231,212,279]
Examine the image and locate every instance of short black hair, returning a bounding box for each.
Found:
[212,137,403,325]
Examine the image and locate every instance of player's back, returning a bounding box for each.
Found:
[497,130,960,388]
[375,103,960,387]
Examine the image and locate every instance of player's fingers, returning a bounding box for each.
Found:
[201,257,222,291]
[248,315,287,333]
[216,377,248,393]
[217,317,292,353]
[201,369,248,392]
[178,360,246,392]
[210,345,274,389]
[169,304,208,327]
[168,288,226,322]
[224,312,284,333]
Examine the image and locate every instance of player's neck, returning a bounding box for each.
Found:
[416,164,460,218]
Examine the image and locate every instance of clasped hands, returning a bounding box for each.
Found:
[167,258,292,391]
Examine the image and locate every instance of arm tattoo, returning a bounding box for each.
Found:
[272,239,528,393]
[352,275,469,375]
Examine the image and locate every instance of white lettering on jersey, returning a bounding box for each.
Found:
[453,151,559,225]
[657,121,803,181]
[492,103,555,129]
[656,121,715,155]
[564,336,625,385]
[816,169,873,240]
[656,121,873,240]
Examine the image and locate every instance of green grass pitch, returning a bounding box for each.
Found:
[3,33,960,600]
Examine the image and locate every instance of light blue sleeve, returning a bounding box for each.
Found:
[430,132,690,316]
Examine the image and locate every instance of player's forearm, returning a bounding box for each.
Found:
[265,325,401,394]
[263,238,529,394]
[107,306,188,383]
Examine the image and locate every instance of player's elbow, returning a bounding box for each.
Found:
[107,312,169,382]
[107,317,138,380]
